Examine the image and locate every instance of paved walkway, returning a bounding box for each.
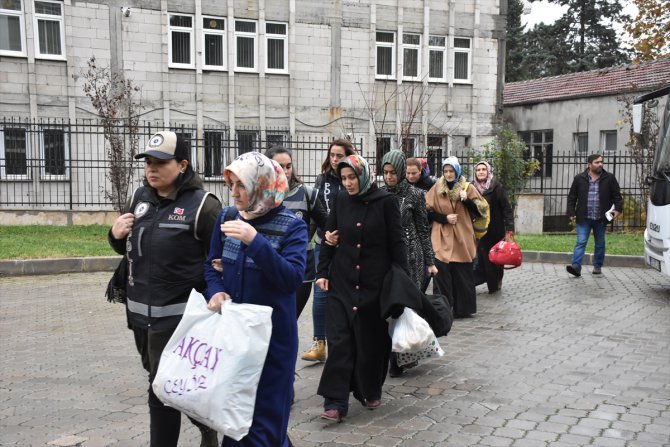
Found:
[1,263,668,446]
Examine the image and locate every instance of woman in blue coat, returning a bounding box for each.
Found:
[204,152,308,447]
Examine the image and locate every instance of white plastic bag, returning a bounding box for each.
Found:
[153,290,273,441]
[396,337,444,366]
[388,307,434,353]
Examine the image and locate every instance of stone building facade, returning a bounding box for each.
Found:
[0,0,507,212]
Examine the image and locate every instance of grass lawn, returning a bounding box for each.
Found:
[0,225,645,260]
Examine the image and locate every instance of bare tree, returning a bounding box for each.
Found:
[79,56,142,213]
[618,92,660,207]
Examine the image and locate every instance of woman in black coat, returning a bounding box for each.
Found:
[473,161,515,293]
[315,154,407,422]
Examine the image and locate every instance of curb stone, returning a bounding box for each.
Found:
[0,252,647,277]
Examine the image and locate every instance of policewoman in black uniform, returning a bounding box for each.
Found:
[108,131,221,447]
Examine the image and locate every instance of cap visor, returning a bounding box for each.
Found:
[135,150,176,160]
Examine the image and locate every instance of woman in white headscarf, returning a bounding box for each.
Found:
[204,151,308,447]
[425,157,487,318]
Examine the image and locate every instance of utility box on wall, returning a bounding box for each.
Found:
[515,193,544,234]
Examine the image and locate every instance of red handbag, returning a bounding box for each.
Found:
[488,231,522,269]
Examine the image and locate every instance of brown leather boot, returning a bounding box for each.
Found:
[300,338,326,362]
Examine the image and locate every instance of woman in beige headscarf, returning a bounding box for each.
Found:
[426,156,488,318]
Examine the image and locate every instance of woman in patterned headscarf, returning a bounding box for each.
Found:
[425,156,488,318]
[204,151,308,447]
[473,160,515,293]
[315,154,408,422]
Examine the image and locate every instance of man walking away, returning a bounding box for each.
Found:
[566,153,623,277]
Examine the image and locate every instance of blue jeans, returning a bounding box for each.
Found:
[312,243,327,340]
[571,219,606,269]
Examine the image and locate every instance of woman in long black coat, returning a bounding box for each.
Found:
[473,161,515,293]
[315,154,407,422]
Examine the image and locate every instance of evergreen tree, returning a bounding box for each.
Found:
[519,0,631,79]
[505,0,527,82]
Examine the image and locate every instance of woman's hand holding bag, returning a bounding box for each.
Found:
[488,231,523,269]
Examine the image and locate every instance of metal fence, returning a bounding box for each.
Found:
[454,149,648,231]
[0,118,648,230]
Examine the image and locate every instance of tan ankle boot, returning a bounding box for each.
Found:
[301,338,326,362]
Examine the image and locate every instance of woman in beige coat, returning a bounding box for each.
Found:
[426,157,488,318]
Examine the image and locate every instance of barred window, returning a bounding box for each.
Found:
[204,131,225,178]
[235,20,257,71]
[203,17,226,70]
[375,32,395,79]
[237,131,257,154]
[0,0,25,57]
[402,33,421,81]
[33,0,64,60]
[42,128,68,177]
[428,36,446,81]
[1,127,28,178]
[453,37,471,83]
[169,14,194,68]
[266,22,287,73]
[519,130,553,177]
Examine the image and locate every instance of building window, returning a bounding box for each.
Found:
[428,36,446,82]
[204,131,224,178]
[1,127,29,178]
[235,20,257,72]
[0,0,25,57]
[169,14,195,69]
[202,17,226,71]
[237,131,257,154]
[402,33,421,81]
[519,130,553,177]
[170,130,195,165]
[601,130,617,152]
[41,128,68,178]
[266,132,287,149]
[453,37,471,83]
[375,31,395,79]
[427,136,444,176]
[33,0,65,60]
[265,22,287,73]
[375,136,392,173]
[574,132,588,153]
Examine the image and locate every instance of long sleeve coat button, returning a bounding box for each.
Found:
[352,306,358,312]
[356,222,362,227]
[356,243,361,249]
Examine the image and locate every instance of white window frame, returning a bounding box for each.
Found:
[574,132,589,153]
[234,19,258,73]
[428,35,447,82]
[40,126,69,180]
[452,37,472,84]
[600,130,617,152]
[33,0,65,61]
[202,16,226,71]
[265,21,288,74]
[401,33,421,82]
[375,31,396,80]
[168,13,195,69]
[0,126,30,180]
[0,0,26,57]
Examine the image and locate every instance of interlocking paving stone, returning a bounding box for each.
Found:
[1,264,668,446]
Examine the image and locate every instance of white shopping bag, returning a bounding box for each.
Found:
[388,307,434,353]
[153,290,272,441]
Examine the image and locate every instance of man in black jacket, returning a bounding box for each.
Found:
[566,154,623,276]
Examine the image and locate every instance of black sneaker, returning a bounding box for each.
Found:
[566,264,581,277]
[592,266,602,274]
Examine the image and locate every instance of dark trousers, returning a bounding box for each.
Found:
[132,326,211,447]
[433,259,477,317]
[474,244,504,293]
[295,281,313,318]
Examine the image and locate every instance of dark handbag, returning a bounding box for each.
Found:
[105,256,128,304]
[416,293,453,337]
